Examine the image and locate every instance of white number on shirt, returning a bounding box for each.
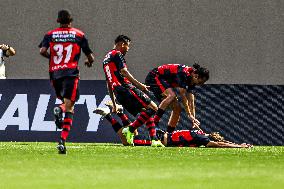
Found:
[53,44,73,64]
[105,65,112,82]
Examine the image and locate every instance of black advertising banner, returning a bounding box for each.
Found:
[0,80,283,145]
[0,79,120,143]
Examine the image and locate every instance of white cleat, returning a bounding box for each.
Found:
[104,100,123,113]
[93,107,110,117]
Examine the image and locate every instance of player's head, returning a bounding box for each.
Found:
[191,63,209,85]
[156,129,167,142]
[114,35,131,55]
[208,132,224,142]
[57,10,73,25]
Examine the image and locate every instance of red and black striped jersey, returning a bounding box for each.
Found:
[39,27,92,80]
[168,130,210,147]
[154,64,194,89]
[103,49,131,90]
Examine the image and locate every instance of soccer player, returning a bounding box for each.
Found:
[39,10,95,154]
[135,129,253,148]
[102,35,163,147]
[145,63,209,132]
[0,44,16,79]
[93,107,252,148]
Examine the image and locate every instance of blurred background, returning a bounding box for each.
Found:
[0,0,283,84]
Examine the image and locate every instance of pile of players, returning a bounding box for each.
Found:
[39,10,252,154]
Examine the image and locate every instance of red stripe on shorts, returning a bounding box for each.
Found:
[129,89,148,108]
[71,78,79,102]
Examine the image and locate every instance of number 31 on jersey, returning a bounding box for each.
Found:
[53,44,73,64]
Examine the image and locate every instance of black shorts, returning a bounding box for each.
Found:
[145,71,171,102]
[190,131,210,147]
[51,76,80,102]
[114,85,152,116]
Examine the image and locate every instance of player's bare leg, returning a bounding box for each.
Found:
[167,99,182,133]
[153,88,176,127]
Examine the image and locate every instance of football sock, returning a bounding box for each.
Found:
[153,108,165,126]
[146,117,157,140]
[117,112,131,126]
[60,112,73,141]
[129,109,155,132]
[105,114,123,133]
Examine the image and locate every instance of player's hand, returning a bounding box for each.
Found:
[190,115,200,126]
[140,84,150,92]
[0,44,9,51]
[112,104,119,114]
[84,59,93,67]
[241,143,253,148]
[192,123,203,132]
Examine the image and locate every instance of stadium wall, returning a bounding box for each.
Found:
[0,0,283,84]
[0,1,283,145]
[0,80,283,145]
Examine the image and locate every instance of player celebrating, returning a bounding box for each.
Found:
[135,129,252,148]
[145,63,209,132]
[102,35,163,147]
[39,10,95,154]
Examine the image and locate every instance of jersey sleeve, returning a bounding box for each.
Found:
[38,34,50,49]
[113,52,127,71]
[191,131,210,146]
[176,72,188,89]
[80,35,93,55]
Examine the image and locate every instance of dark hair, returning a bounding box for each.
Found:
[57,10,73,24]
[193,63,209,81]
[156,129,166,141]
[115,35,131,44]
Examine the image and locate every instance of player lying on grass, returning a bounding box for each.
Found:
[94,105,251,148]
[139,129,252,148]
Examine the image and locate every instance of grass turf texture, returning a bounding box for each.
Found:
[0,143,283,189]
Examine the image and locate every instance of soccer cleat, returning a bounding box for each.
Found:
[54,107,63,129]
[57,140,67,154]
[151,140,165,147]
[122,127,134,145]
[93,107,110,117]
[104,100,123,113]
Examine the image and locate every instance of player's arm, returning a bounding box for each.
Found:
[81,36,94,67]
[39,47,50,59]
[0,44,16,57]
[176,71,198,124]
[206,141,250,148]
[84,53,95,67]
[187,92,195,118]
[179,88,200,128]
[39,34,51,59]
[106,81,118,113]
[120,68,148,92]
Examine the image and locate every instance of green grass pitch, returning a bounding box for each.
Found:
[0,142,283,189]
